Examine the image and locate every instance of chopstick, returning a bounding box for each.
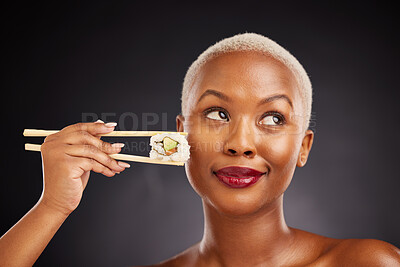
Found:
[23,129,188,137]
[24,143,185,166]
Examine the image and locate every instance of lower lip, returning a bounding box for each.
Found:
[214,173,264,188]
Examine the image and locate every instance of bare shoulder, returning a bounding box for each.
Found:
[290,229,400,266]
[326,238,400,266]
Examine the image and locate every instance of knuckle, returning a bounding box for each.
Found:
[84,144,97,154]
[44,135,52,143]
[105,156,114,166]
[100,166,108,174]
[77,131,91,143]
[78,130,89,137]
[101,141,111,151]
[74,122,84,130]
[44,132,58,143]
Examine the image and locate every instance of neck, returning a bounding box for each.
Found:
[199,195,294,266]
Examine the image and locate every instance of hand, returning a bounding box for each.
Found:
[38,121,130,216]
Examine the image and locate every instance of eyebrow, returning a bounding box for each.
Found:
[197,89,293,109]
[197,89,231,103]
[258,94,293,109]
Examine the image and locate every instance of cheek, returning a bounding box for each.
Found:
[263,134,299,167]
[258,133,300,195]
[183,119,225,196]
[186,120,225,159]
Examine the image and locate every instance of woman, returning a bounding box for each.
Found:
[1,33,399,266]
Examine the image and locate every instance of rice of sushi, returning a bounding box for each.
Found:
[149,133,190,162]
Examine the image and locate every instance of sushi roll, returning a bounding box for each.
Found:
[149,133,190,162]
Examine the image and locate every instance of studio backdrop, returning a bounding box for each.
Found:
[2,1,399,266]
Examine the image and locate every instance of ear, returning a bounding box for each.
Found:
[176,114,185,132]
[297,129,314,167]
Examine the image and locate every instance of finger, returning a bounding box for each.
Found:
[76,157,116,177]
[94,120,104,137]
[59,121,117,136]
[61,130,124,154]
[65,144,129,172]
[48,120,116,142]
[93,120,104,139]
[44,132,59,143]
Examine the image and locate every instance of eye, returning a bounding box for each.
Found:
[259,112,285,126]
[204,108,229,122]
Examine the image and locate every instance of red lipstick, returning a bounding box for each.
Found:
[214,166,265,189]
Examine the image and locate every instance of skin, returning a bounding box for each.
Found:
[156,51,400,266]
[0,52,399,266]
[0,121,130,266]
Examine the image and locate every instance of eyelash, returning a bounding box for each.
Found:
[203,107,230,122]
[203,107,286,125]
[259,110,286,126]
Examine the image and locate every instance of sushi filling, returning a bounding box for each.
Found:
[162,137,178,156]
[149,132,190,162]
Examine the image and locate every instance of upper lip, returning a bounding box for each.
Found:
[215,166,266,177]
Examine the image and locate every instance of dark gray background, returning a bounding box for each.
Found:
[2,1,399,266]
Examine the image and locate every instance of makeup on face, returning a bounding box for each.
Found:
[214,166,267,189]
[183,52,304,216]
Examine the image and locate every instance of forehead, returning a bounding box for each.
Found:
[190,51,301,108]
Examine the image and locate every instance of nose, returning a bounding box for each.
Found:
[223,117,257,158]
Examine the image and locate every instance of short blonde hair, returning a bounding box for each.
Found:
[181,32,313,131]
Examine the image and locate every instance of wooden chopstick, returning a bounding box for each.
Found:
[23,129,188,137]
[24,143,185,166]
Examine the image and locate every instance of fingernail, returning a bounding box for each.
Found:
[95,119,104,123]
[105,122,117,127]
[112,143,125,148]
[118,161,130,168]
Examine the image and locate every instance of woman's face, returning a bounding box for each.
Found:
[177,51,314,216]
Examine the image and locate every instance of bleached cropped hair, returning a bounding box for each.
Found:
[181,33,313,131]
